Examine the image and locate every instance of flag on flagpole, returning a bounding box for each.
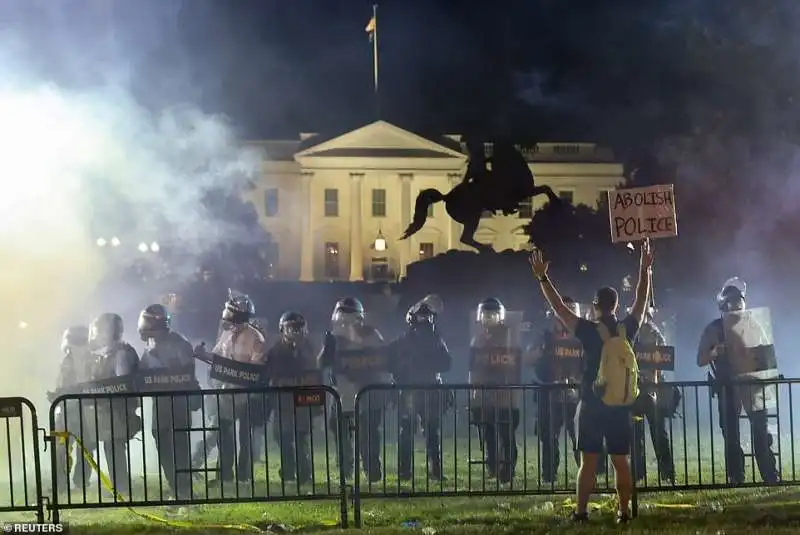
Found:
[365,15,376,42]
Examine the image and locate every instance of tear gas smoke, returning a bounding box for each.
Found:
[0,55,262,403]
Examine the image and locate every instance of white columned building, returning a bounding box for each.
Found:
[243,120,625,282]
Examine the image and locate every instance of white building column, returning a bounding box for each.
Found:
[399,173,413,278]
[349,173,364,281]
[446,173,461,250]
[299,172,314,281]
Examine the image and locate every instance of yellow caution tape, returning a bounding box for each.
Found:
[51,431,274,533]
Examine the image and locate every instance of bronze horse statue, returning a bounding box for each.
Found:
[400,140,559,251]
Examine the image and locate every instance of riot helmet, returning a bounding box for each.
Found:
[416,294,444,316]
[279,311,308,343]
[222,289,255,325]
[88,313,124,350]
[331,297,365,329]
[717,278,746,312]
[61,325,89,355]
[137,303,171,341]
[406,302,436,329]
[476,298,505,327]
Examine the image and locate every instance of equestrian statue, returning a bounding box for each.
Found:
[400,138,560,251]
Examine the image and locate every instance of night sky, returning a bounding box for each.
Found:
[18,0,793,143]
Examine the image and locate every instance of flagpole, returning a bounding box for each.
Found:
[372,4,380,118]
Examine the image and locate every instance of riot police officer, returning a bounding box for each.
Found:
[52,326,96,494]
[265,311,317,483]
[318,297,389,482]
[138,304,198,499]
[469,298,521,484]
[87,313,140,497]
[388,301,452,481]
[532,299,582,484]
[697,279,779,484]
[630,306,677,484]
[206,291,266,485]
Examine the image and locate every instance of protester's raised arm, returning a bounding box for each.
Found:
[629,238,654,327]
[529,249,581,332]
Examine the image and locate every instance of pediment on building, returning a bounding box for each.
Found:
[294,121,466,160]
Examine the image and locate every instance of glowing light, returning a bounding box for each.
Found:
[111,237,121,247]
[579,263,588,272]
[150,242,160,252]
[373,229,387,252]
[138,242,149,253]
[96,237,107,247]
[18,321,27,329]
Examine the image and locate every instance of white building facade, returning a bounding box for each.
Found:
[243,120,624,282]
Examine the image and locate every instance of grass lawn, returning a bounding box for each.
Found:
[3,486,800,534]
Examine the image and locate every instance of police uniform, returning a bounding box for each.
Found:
[209,291,267,484]
[88,313,141,497]
[52,326,97,493]
[318,298,389,482]
[138,304,199,499]
[265,312,317,483]
[533,326,581,483]
[388,302,452,480]
[469,298,521,484]
[631,320,676,483]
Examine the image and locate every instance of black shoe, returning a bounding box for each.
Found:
[616,512,631,525]
[570,511,588,523]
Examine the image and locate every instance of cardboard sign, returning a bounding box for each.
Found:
[0,399,22,418]
[608,184,677,243]
[635,345,675,371]
[553,338,583,360]
[209,355,265,387]
[333,349,388,375]
[138,365,198,392]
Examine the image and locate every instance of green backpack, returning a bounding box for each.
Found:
[594,323,639,406]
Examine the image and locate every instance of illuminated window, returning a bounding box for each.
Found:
[324,189,338,217]
[553,144,580,155]
[558,190,574,204]
[518,198,533,218]
[419,242,434,260]
[264,188,278,217]
[324,242,339,278]
[372,189,386,217]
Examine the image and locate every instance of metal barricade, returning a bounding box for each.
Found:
[47,386,348,527]
[0,397,44,522]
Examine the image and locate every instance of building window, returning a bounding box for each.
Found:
[372,188,386,217]
[324,242,339,278]
[597,189,611,208]
[518,198,533,218]
[558,190,574,204]
[264,188,278,217]
[324,189,338,217]
[419,242,434,260]
[427,203,434,218]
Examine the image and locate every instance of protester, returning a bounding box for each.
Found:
[529,238,653,524]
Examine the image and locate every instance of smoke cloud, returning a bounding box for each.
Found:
[0,3,263,400]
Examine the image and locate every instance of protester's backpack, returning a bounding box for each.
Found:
[594,323,639,406]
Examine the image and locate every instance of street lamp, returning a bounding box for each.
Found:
[96,237,107,247]
[138,242,149,253]
[111,237,121,247]
[150,242,160,253]
[18,321,27,329]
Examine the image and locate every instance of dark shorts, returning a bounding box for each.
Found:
[575,398,631,455]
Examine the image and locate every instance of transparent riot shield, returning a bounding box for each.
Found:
[722,306,779,411]
[469,312,523,409]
